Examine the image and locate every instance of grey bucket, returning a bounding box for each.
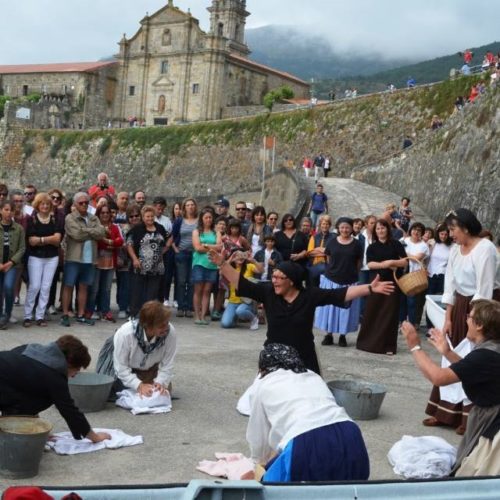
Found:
[0,416,52,479]
[69,372,114,413]
[327,380,387,420]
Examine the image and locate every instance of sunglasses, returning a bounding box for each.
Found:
[236,207,246,211]
[51,195,62,201]
[24,192,35,196]
[129,214,140,219]
[284,218,294,222]
[0,192,8,196]
[77,201,89,206]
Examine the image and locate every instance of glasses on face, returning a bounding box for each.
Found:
[13,199,24,204]
[51,195,61,201]
[268,217,277,221]
[129,214,140,219]
[0,192,7,197]
[77,201,89,206]
[284,218,294,223]
[24,192,35,196]
[236,207,246,211]
[271,274,288,281]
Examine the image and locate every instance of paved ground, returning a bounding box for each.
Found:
[1,178,450,489]
[1,291,461,489]
[307,176,435,227]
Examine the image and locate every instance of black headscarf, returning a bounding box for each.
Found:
[275,261,304,290]
[258,343,307,375]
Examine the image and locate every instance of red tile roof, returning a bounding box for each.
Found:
[0,61,117,75]
[228,54,309,86]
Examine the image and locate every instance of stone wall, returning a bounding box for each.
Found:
[351,89,500,236]
[221,102,306,119]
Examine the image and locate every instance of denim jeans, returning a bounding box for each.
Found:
[310,211,324,229]
[307,263,326,287]
[175,250,193,311]
[162,248,176,302]
[0,267,18,320]
[221,302,255,328]
[87,268,114,314]
[116,270,130,312]
[399,294,417,324]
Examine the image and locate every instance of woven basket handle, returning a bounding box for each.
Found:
[393,256,426,284]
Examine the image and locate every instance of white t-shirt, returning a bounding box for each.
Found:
[427,243,451,276]
[403,237,429,272]
[261,248,273,281]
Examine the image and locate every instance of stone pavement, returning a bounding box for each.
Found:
[307,176,436,227]
[0,287,461,489]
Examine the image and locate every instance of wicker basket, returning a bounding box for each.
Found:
[394,256,428,296]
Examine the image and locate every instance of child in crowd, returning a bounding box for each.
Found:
[254,234,283,282]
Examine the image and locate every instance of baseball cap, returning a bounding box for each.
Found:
[246,202,255,210]
[215,198,230,208]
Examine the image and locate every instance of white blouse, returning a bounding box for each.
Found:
[442,239,498,306]
[246,369,351,463]
[113,320,177,391]
[403,237,430,272]
[427,242,451,276]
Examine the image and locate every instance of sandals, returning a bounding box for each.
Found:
[422,417,445,427]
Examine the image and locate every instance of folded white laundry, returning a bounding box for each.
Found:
[115,389,172,415]
[388,435,457,479]
[46,428,143,455]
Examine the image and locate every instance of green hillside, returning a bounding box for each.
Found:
[314,41,500,98]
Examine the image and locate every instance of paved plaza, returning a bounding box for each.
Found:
[0,293,462,488]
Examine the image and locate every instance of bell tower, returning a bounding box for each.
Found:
[208,0,250,56]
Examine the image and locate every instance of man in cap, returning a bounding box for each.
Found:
[214,197,230,219]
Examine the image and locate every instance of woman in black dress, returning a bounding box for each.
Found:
[210,251,395,374]
[356,219,407,355]
[274,214,309,269]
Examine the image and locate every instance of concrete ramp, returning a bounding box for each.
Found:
[314,177,435,227]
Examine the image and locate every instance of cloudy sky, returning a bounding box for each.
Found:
[1,0,498,64]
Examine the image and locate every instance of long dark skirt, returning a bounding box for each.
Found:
[128,272,162,317]
[356,289,401,354]
[263,421,369,482]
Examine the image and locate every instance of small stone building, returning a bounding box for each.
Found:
[0,0,309,127]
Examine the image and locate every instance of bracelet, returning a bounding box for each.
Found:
[368,284,373,295]
[410,345,422,353]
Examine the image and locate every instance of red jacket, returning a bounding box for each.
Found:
[98,223,124,268]
[88,184,116,207]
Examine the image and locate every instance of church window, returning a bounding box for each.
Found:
[192,83,200,94]
[22,85,29,96]
[158,95,166,113]
[161,61,169,74]
[162,29,171,46]
[218,22,224,36]
[129,86,135,96]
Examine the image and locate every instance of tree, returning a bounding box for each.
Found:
[263,85,295,111]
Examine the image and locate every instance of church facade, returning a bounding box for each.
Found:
[0,0,309,127]
[114,0,309,125]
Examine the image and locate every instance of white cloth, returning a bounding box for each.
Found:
[46,428,143,455]
[442,239,498,306]
[155,215,172,235]
[115,389,172,415]
[439,338,473,404]
[403,237,430,271]
[197,453,255,480]
[360,228,373,271]
[113,320,177,391]
[388,435,457,479]
[23,205,34,216]
[427,243,451,276]
[246,369,351,463]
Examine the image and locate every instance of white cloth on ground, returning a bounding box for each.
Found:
[388,435,457,479]
[46,428,143,455]
[439,337,473,404]
[115,389,172,414]
[197,452,255,480]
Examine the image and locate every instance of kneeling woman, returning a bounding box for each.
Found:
[402,299,500,476]
[247,344,370,482]
[98,301,177,397]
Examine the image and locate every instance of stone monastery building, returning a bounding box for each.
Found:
[0,0,309,127]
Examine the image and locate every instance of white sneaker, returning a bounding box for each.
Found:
[250,316,259,331]
[9,317,18,324]
[91,312,101,320]
[118,311,127,319]
[48,306,57,315]
[173,301,179,309]
[163,300,170,307]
